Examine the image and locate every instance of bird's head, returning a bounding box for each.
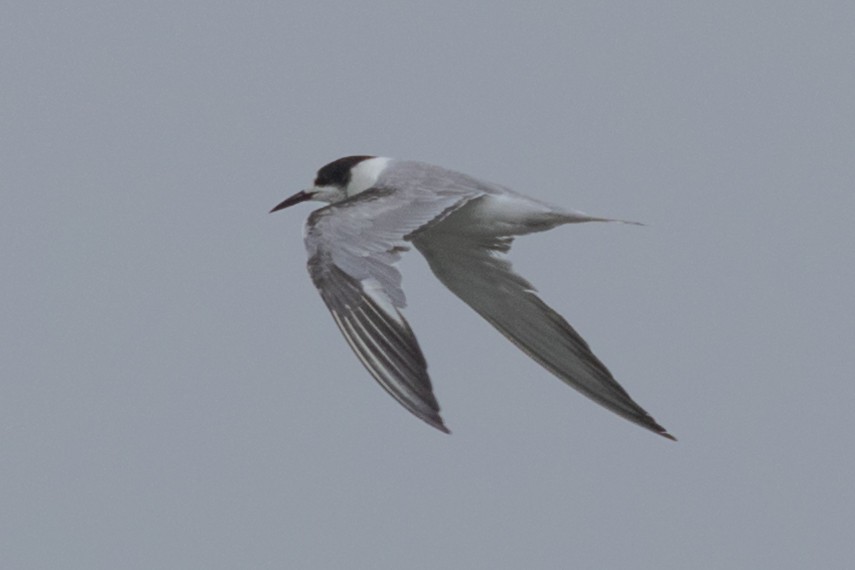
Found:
[270,155,391,213]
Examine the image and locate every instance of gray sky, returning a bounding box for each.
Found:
[2,2,854,568]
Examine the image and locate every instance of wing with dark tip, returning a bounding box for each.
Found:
[304,188,477,433]
[412,229,676,440]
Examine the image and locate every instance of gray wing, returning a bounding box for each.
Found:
[412,227,676,440]
[305,187,476,433]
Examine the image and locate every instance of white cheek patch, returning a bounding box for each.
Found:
[311,185,345,204]
[347,157,391,197]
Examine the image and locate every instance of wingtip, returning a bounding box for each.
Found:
[659,431,678,442]
[434,419,452,434]
[425,415,452,434]
[644,415,676,441]
[647,418,677,441]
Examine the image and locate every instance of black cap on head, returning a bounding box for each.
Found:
[314,155,375,187]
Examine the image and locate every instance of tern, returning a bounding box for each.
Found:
[271,156,675,440]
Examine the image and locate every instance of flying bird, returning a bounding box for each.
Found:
[271,156,675,440]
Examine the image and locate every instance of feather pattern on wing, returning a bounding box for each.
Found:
[412,204,675,440]
[304,185,480,432]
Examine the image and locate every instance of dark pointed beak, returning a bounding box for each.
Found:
[270,190,313,213]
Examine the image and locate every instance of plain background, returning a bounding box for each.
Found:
[2,2,854,568]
